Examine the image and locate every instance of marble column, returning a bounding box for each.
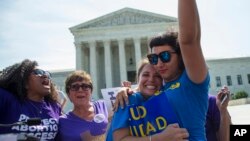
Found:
[104,40,112,88]
[89,41,98,99]
[75,42,83,70]
[134,37,142,70]
[118,39,127,81]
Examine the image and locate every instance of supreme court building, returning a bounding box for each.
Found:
[69,7,178,99]
[51,7,250,102]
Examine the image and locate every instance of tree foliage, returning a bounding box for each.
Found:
[232,91,248,99]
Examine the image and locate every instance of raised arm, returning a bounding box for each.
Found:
[216,86,232,141]
[178,0,208,83]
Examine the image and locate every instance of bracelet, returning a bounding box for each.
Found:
[149,135,152,141]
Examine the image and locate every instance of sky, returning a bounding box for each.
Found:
[0,0,250,71]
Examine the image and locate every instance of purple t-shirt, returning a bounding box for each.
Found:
[57,100,108,141]
[0,88,61,141]
[206,95,220,141]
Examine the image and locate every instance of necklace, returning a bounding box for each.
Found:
[27,100,43,114]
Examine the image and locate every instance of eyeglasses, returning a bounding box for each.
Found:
[69,83,92,91]
[32,69,51,79]
[147,51,176,65]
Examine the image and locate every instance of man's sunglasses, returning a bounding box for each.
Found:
[69,83,92,91]
[147,51,176,65]
[32,69,51,79]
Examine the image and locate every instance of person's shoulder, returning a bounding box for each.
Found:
[94,99,107,108]
[95,99,105,104]
[58,112,73,124]
[127,92,143,104]
[208,95,216,102]
[0,87,12,95]
[181,69,210,84]
[0,87,15,100]
[48,100,61,108]
[208,94,218,113]
[59,112,70,119]
[45,100,62,115]
[177,70,189,83]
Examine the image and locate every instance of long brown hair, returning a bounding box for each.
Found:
[136,58,150,83]
[0,59,58,103]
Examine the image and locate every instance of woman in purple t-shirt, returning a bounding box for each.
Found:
[0,59,61,141]
[56,70,109,141]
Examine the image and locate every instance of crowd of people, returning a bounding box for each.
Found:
[0,0,232,141]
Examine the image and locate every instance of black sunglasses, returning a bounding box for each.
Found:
[69,83,92,91]
[32,69,51,79]
[147,51,176,65]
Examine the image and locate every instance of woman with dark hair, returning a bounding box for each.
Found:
[109,0,209,140]
[0,59,61,141]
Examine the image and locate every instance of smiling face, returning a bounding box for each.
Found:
[65,70,93,107]
[152,45,182,82]
[137,64,162,98]
[68,80,92,107]
[26,67,51,101]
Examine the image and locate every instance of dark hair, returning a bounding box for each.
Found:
[50,82,61,103]
[149,31,184,70]
[65,70,93,95]
[0,59,58,102]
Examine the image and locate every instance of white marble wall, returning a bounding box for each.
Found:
[207,57,250,95]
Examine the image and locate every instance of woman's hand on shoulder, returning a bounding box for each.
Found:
[113,87,134,112]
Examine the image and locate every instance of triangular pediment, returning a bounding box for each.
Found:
[71,7,177,30]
